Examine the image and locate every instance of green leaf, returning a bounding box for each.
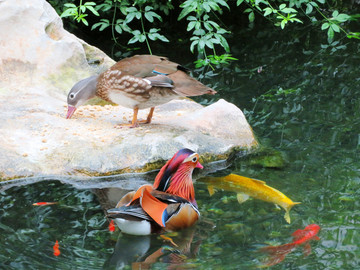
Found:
[214,0,230,9]
[202,2,211,12]
[327,27,334,42]
[216,28,228,34]
[321,22,329,30]
[195,21,201,30]
[205,39,214,49]
[264,8,272,17]
[279,4,286,10]
[138,34,146,42]
[306,4,313,14]
[178,6,193,20]
[282,8,297,14]
[198,38,205,50]
[81,18,89,26]
[145,11,162,22]
[187,21,196,31]
[187,16,197,21]
[86,6,99,16]
[331,24,340,33]
[332,10,339,18]
[190,40,198,53]
[280,20,286,29]
[115,24,122,34]
[249,11,255,23]
[144,12,154,23]
[83,2,96,6]
[60,8,77,18]
[156,34,169,42]
[204,22,213,31]
[218,35,230,52]
[208,20,220,29]
[148,33,156,41]
[237,0,245,6]
[121,23,132,33]
[193,29,206,35]
[125,13,135,23]
[347,32,360,39]
[128,36,139,44]
[336,14,350,22]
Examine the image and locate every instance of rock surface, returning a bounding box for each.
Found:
[0,0,258,181]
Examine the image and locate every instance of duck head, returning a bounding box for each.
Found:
[66,75,99,119]
[153,148,203,205]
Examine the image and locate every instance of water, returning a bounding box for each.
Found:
[1,22,360,269]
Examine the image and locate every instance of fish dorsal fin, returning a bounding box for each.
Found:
[207,186,215,196]
[292,229,307,240]
[250,179,267,185]
[140,188,169,227]
[237,193,250,203]
[226,174,266,185]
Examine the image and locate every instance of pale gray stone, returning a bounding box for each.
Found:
[0,0,258,181]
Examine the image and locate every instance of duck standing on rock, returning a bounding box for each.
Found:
[66,55,216,127]
[106,148,202,235]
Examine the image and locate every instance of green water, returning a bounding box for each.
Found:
[1,24,360,269]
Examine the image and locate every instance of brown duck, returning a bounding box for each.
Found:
[66,55,216,127]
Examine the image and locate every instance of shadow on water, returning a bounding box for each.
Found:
[1,17,360,269]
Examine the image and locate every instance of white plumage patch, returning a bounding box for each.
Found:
[114,218,152,235]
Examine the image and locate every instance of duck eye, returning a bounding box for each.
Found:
[192,156,197,163]
[69,93,75,99]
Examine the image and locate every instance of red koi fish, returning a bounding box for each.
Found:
[53,240,60,257]
[108,220,115,232]
[32,202,58,206]
[260,224,320,266]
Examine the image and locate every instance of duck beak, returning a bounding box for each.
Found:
[66,105,76,119]
[196,162,203,169]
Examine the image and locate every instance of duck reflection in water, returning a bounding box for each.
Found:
[104,226,202,269]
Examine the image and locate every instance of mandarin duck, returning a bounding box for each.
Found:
[66,55,216,127]
[106,148,202,235]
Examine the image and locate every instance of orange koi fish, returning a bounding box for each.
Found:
[53,240,60,257]
[260,224,320,267]
[32,202,58,206]
[108,220,115,232]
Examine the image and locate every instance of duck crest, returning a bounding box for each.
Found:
[153,149,196,202]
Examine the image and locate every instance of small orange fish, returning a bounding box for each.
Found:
[260,224,320,266]
[53,240,60,257]
[32,202,58,206]
[108,220,115,232]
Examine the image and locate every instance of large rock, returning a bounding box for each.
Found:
[0,0,258,181]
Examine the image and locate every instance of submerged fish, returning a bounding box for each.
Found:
[32,202,58,206]
[260,224,320,266]
[53,240,60,257]
[205,174,300,223]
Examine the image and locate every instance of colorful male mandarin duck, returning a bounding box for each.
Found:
[66,55,216,127]
[106,148,202,235]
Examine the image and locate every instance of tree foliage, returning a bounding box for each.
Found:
[56,0,360,67]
